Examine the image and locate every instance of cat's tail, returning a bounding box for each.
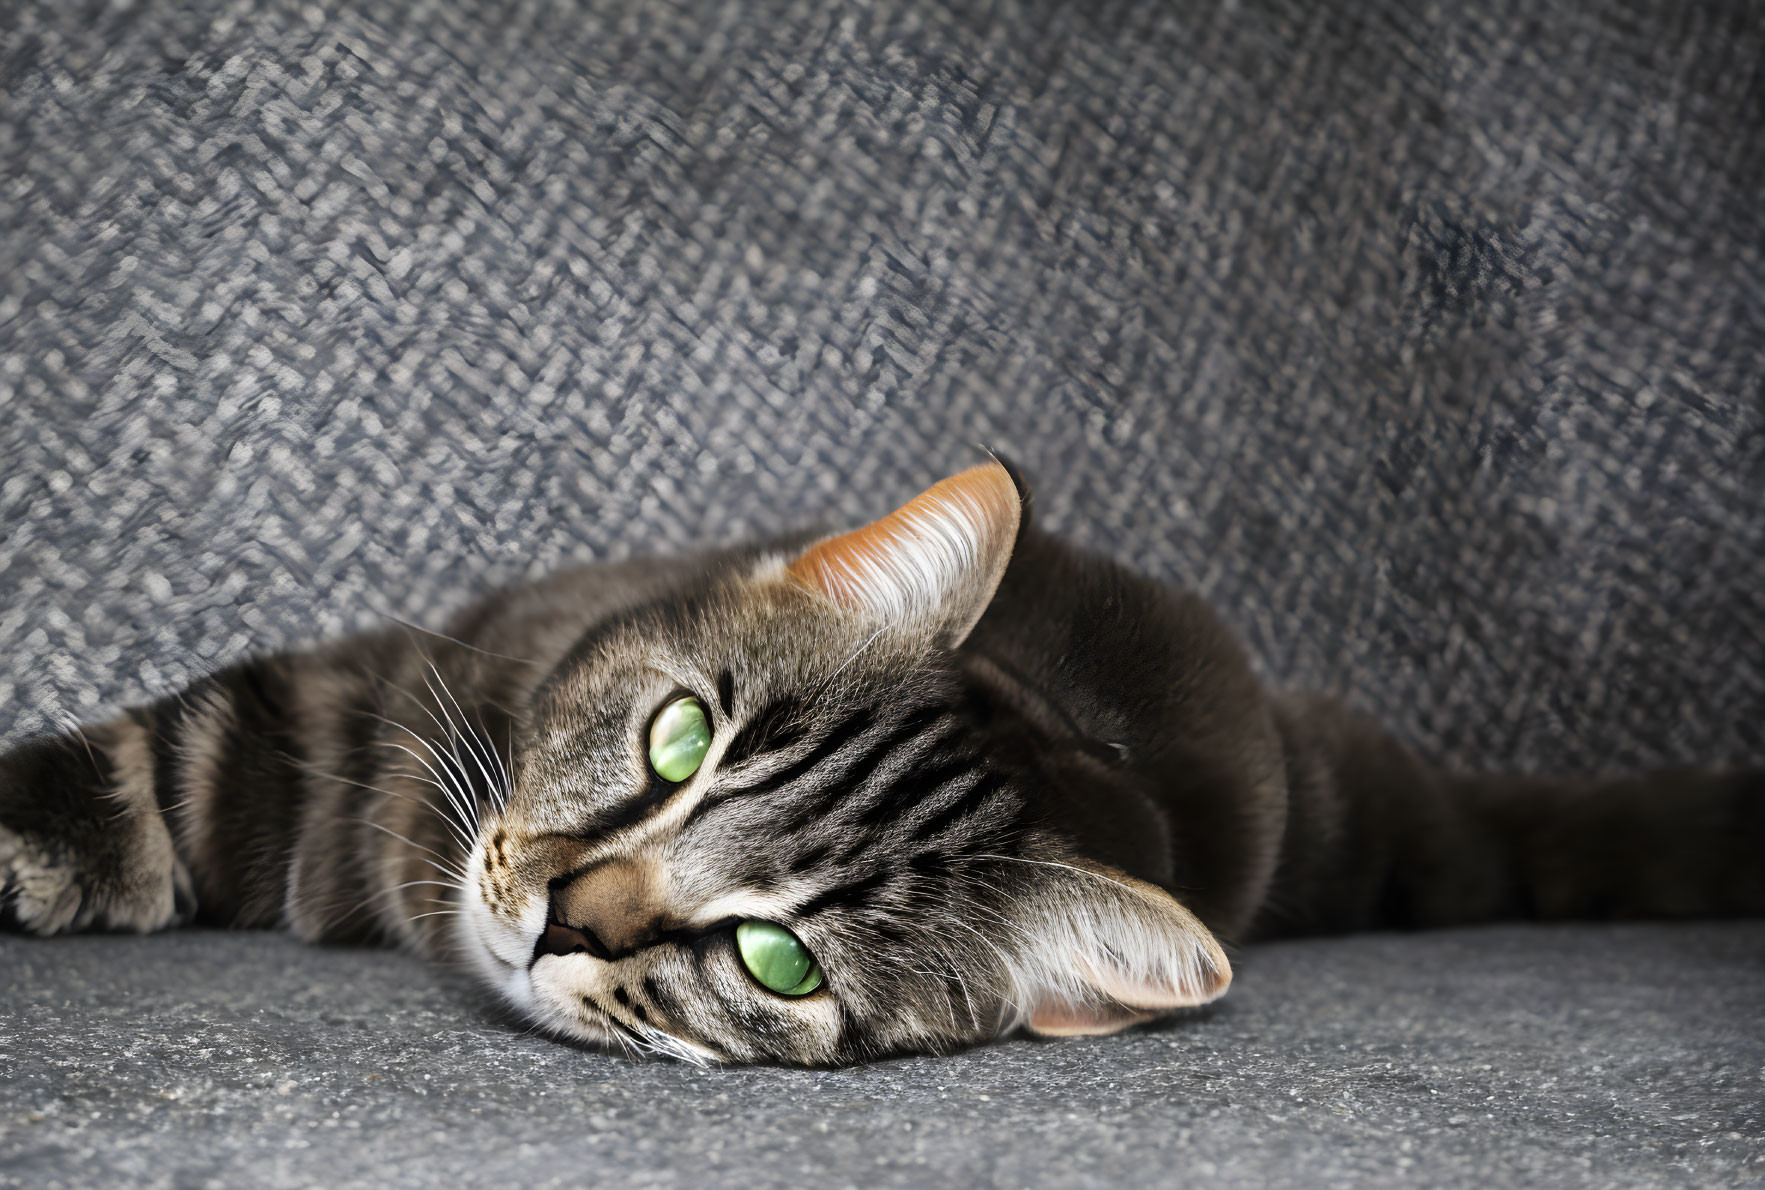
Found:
[1251,693,1765,937]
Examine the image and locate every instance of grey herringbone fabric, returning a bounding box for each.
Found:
[2,0,1761,775]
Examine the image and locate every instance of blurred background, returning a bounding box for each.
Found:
[2,0,1761,774]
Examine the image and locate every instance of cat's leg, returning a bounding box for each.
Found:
[0,632,494,947]
[0,654,318,936]
[2,553,713,945]
[0,721,193,934]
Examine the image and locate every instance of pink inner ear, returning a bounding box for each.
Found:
[1027,999,1159,1038]
[1084,957,1229,1011]
[1026,954,1229,1036]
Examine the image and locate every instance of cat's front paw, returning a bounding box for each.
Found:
[0,824,82,933]
[0,823,192,935]
[0,728,195,935]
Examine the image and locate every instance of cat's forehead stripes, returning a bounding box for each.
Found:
[549,692,984,893]
[679,704,909,829]
[714,693,810,771]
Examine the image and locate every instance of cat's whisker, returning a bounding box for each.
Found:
[389,858,469,890]
[368,710,481,828]
[371,737,482,845]
[379,609,546,669]
[353,818,471,883]
[61,718,108,788]
[965,853,1138,894]
[376,656,503,830]
[592,1013,649,1061]
[404,850,470,882]
[364,880,459,925]
[363,668,465,748]
[885,954,979,1032]
[302,874,461,936]
[435,745,485,842]
[356,670,497,832]
[284,852,452,924]
[819,625,884,692]
[420,663,508,817]
[932,953,981,1033]
[293,746,478,854]
[498,720,515,813]
[397,719,483,828]
[639,1025,717,1067]
[936,914,1027,1017]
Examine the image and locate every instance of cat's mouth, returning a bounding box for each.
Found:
[512,903,729,1065]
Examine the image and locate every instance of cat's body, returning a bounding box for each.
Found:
[3,463,1760,1064]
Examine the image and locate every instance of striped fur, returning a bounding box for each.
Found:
[3,464,1760,1064]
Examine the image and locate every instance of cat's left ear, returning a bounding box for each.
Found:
[1001,860,1232,1038]
[785,461,1022,647]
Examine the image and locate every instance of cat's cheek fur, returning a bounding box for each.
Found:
[455,846,546,992]
[524,955,730,1065]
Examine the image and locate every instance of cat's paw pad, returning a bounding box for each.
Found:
[0,822,193,936]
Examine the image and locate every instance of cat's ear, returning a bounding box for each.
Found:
[1001,860,1232,1038]
[785,461,1021,646]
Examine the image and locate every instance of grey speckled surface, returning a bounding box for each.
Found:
[4,925,1762,1189]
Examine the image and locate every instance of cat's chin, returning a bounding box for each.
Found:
[460,923,542,1020]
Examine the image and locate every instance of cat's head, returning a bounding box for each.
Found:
[457,463,1229,1064]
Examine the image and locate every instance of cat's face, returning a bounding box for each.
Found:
[456,464,1230,1064]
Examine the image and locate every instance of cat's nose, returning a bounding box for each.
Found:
[535,917,605,961]
[544,856,668,958]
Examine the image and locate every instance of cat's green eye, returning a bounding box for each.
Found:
[648,696,711,783]
[735,921,824,996]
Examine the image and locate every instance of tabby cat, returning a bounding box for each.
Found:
[2,462,1760,1065]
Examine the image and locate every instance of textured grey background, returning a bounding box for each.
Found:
[3,2,1765,1187]
[2,0,1762,772]
[3,925,1763,1189]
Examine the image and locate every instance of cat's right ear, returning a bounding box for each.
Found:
[780,461,1021,647]
[998,860,1232,1038]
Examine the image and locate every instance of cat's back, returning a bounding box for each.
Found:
[962,527,1289,934]
[965,527,1266,749]
[438,545,764,670]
